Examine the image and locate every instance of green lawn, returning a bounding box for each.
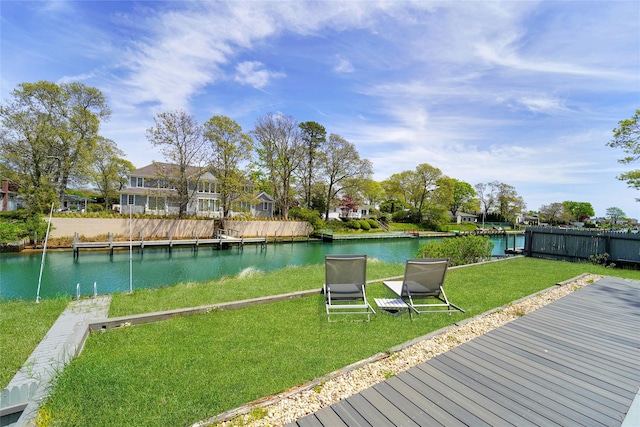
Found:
[0,297,69,387]
[29,257,640,426]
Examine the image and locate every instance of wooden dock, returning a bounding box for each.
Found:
[288,276,640,426]
[72,235,266,258]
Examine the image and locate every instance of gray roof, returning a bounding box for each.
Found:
[131,162,215,180]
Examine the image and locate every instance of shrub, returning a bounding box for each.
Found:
[359,219,371,230]
[0,209,27,220]
[392,210,411,223]
[324,219,347,231]
[289,207,325,231]
[416,235,494,266]
[87,203,104,213]
[346,220,361,230]
[367,218,379,229]
[0,221,26,243]
[589,252,615,268]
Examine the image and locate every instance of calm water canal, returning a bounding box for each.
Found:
[0,235,523,300]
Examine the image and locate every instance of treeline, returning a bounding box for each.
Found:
[2,80,607,242]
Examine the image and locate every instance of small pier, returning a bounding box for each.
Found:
[318,232,412,242]
[72,233,266,258]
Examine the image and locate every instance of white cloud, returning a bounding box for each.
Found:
[234,61,285,89]
[517,96,568,114]
[333,55,355,73]
[57,73,96,84]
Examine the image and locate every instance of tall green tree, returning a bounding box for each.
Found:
[297,121,326,210]
[0,81,110,213]
[495,182,526,223]
[443,178,477,216]
[607,109,640,190]
[90,137,134,209]
[319,134,372,221]
[359,179,386,208]
[252,113,303,219]
[382,163,443,222]
[146,110,209,217]
[382,171,413,206]
[203,115,254,219]
[412,163,442,216]
[563,201,595,222]
[605,206,626,224]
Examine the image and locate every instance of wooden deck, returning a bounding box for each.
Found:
[289,276,640,426]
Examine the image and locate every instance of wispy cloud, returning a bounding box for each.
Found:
[57,73,96,84]
[333,55,355,73]
[234,61,285,89]
[517,96,568,114]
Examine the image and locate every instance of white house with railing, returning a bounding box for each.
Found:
[119,163,273,218]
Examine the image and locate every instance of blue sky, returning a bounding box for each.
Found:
[2,1,639,218]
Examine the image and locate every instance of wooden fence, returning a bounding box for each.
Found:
[523,227,640,263]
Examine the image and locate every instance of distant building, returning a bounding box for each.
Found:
[252,192,275,219]
[59,194,95,212]
[449,211,478,223]
[1,179,23,211]
[325,204,372,220]
[119,163,273,218]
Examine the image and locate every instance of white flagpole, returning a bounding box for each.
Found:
[129,204,133,293]
[36,202,54,303]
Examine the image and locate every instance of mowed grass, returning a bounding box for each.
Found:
[37,257,640,426]
[0,297,69,387]
[107,259,406,317]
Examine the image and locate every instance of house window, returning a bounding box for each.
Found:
[137,177,143,187]
[148,196,164,210]
[128,195,134,205]
[198,198,219,212]
[198,182,212,193]
[262,202,268,210]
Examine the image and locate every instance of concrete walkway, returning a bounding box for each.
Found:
[2,296,111,426]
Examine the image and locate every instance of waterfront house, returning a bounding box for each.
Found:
[119,163,273,218]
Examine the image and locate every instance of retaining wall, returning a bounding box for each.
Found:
[48,218,312,239]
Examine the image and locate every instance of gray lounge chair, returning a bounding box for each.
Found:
[382,258,464,318]
[324,254,376,322]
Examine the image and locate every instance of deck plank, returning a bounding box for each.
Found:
[358,388,421,427]
[375,379,453,426]
[314,408,349,427]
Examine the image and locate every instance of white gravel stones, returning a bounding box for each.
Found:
[212,274,601,427]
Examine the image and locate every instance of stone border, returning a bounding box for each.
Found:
[88,290,319,332]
